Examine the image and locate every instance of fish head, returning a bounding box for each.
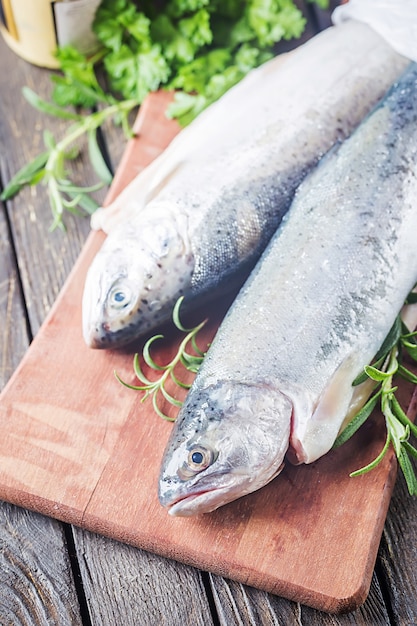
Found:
[82,207,194,348]
[158,380,292,516]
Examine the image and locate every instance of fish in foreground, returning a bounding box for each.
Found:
[82,19,408,349]
[158,62,417,517]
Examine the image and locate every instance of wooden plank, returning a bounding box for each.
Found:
[0,38,87,625]
[378,472,417,623]
[209,573,391,625]
[0,41,96,337]
[0,73,414,613]
[2,111,97,340]
[0,191,28,389]
[73,527,215,626]
[0,503,83,625]
[0,208,84,623]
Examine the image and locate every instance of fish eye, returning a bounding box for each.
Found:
[108,285,132,310]
[188,445,215,471]
[178,445,215,479]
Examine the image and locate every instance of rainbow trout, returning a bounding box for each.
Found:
[158,62,417,516]
[82,20,408,349]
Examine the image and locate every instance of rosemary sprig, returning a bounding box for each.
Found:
[115,297,208,421]
[334,314,417,495]
[1,88,139,231]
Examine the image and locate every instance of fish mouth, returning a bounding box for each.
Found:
[165,487,235,517]
[163,460,287,517]
[84,322,135,349]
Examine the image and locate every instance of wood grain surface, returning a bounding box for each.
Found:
[1,82,416,616]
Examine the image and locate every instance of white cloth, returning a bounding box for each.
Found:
[332,0,417,62]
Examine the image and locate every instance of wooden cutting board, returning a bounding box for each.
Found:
[0,90,415,614]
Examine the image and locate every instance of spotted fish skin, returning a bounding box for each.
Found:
[158,63,417,517]
[82,20,409,349]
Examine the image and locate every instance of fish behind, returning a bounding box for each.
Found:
[158,62,417,516]
[82,20,408,349]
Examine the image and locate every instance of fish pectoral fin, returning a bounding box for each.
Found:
[290,356,358,464]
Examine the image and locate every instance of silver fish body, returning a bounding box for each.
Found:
[82,20,408,349]
[158,62,417,517]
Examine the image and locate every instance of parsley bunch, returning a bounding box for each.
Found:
[1,0,328,227]
[54,0,328,124]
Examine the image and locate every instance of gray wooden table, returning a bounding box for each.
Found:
[1,4,417,625]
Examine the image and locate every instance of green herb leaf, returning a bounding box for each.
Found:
[0,150,49,200]
[104,44,170,101]
[398,364,417,385]
[151,14,197,64]
[349,432,391,477]
[333,390,382,448]
[53,46,109,108]
[398,448,417,495]
[88,129,113,184]
[363,364,392,382]
[402,337,417,361]
[352,353,387,386]
[374,314,402,360]
[336,293,417,495]
[22,86,82,120]
[115,297,208,420]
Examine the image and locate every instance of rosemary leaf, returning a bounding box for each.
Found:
[406,292,417,304]
[143,335,167,371]
[333,389,382,448]
[152,393,175,422]
[0,151,49,200]
[402,337,417,361]
[132,352,154,385]
[391,395,417,438]
[364,364,392,382]
[398,448,417,495]
[191,333,207,357]
[170,369,193,390]
[352,354,386,386]
[43,129,57,149]
[23,86,82,120]
[88,128,113,184]
[74,193,100,214]
[160,385,183,407]
[180,351,204,370]
[397,364,417,385]
[349,431,391,477]
[403,440,417,460]
[114,370,149,391]
[374,315,402,360]
[172,296,189,332]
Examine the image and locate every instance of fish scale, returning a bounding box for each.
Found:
[158,62,417,517]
